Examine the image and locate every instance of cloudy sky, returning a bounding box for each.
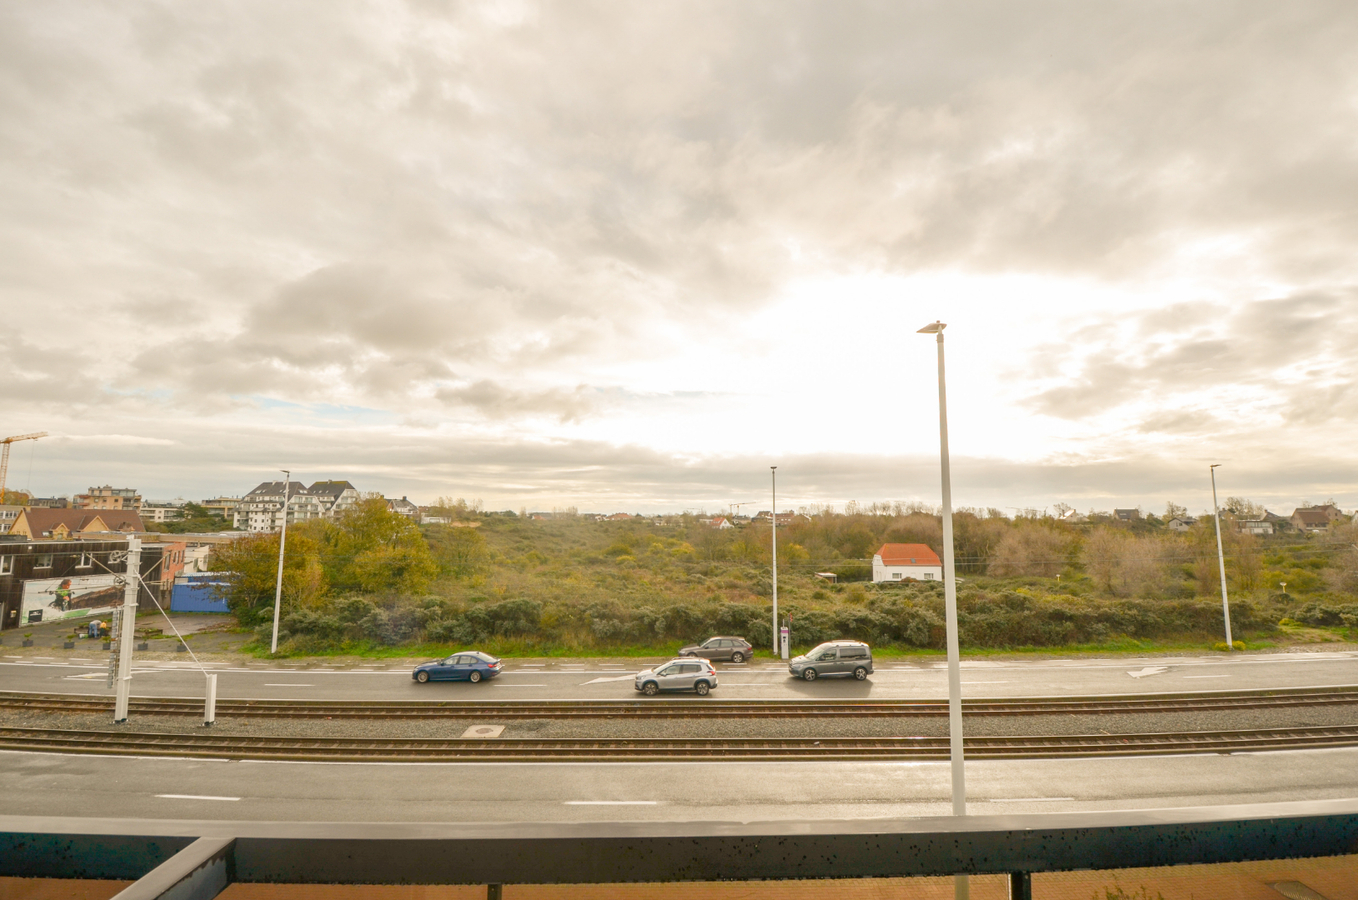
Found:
[4,1,1357,515]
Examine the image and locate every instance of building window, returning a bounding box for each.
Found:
[891,572,902,580]
[77,552,92,568]
[923,572,935,581]
[0,557,11,575]
[35,554,53,568]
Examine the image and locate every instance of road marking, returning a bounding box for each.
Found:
[1128,667,1169,678]
[491,684,547,687]
[1184,675,1230,678]
[962,681,1009,684]
[563,800,659,805]
[156,793,241,802]
[264,683,313,687]
[989,797,1075,802]
[583,675,639,684]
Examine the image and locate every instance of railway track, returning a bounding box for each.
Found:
[2,723,1357,761]
[3,686,1358,719]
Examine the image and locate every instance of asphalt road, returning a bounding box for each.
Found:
[3,649,1357,701]
[2,744,1355,823]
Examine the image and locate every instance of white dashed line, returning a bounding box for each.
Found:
[156,794,240,802]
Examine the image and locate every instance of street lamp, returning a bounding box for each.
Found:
[1209,464,1234,650]
[270,470,292,655]
[770,466,778,656]
[917,320,968,900]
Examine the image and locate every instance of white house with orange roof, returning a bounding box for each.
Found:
[871,543,943,583]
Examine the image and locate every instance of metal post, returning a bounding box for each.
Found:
[204,673,217,727]
[1008,871,1032,900]
[770,466,778,656]
[919,320,967,900]
[270,471,291,654]
[1210,465,1234,649]
[487,885,502,900]
[113,537,141,723]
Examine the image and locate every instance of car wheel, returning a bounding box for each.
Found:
[642,681,660,696]
[469,671,482,683]
[680,651,693,657]
[730,652,745,664]
[802,668,817,682]
[694,681,710,695]
[416,671,429,683]
[853,667,867,681]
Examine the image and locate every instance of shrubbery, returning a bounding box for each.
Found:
[260,582,1279,654]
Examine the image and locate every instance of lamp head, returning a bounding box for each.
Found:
[916,321,947,334]
[1209,464,1221,469]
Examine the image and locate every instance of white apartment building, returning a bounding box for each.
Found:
[233,480,362,533]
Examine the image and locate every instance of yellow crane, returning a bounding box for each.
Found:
[0,432,47,504]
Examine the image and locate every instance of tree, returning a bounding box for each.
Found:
[426,525,490,579]
[324,498,438,594]
[1164,502,1187,520]
[989,526,1070,577]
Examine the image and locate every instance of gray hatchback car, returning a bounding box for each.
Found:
[788,640,874,681]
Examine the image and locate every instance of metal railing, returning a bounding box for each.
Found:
[3,798,1357,899]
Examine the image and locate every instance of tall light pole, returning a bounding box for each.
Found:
[270,470,292,655]
[918,320,968,900]
[1209,464,1234,649]
[770,466,778,655]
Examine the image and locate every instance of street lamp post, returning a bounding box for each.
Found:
[918,320,968,900]
[270,470,292,655]
[770,466,778,656]
[1209,464,1234,650]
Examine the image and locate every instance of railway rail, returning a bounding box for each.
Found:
[2,723,1357,761]
[3,686,1358,719]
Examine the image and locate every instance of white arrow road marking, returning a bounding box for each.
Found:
[1127,666,1169,678]
[583,674,639,684]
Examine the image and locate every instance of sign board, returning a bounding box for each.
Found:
[22,574,122,624]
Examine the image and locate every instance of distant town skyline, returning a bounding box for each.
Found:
[4,3,1356,516]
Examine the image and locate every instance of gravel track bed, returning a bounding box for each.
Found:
[3,707,1356,741]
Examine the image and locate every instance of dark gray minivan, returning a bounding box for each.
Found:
[788,640,873,681]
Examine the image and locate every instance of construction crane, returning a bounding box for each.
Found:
[0,432,47,504]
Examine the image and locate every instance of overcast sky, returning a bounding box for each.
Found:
[4,1,1357,515]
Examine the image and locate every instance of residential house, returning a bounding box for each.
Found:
[73,486,143,511]
[1264,511,1292,532]
[1165,516,1197,533]
[605,513,635,521]
[1238,518,1273,536]
[7,509,146,540]
[871,543,943,583]
[26,497,69,509]
[0,506,22,534]
[307,481,362,518]
[387,497,421,522]
[1311,504,1347,522]
[202,497,241,520]
[141,505,184,523]
[1291,508,1331,534]
[1112,509,1141,522]
[707,517,734,530]
[754,511,799,527]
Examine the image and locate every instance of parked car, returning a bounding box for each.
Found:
[678,636,753,663]
[413,651,503,683]
[788,641,873,681]
[634,658,719,696]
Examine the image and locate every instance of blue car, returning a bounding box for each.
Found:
[412,651,503,684]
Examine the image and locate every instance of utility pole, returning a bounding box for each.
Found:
[270,471,291,654]
[113,537,141,723]
[770,467,778,656]
[918,319,967,900]
[1210,464,1234,649]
